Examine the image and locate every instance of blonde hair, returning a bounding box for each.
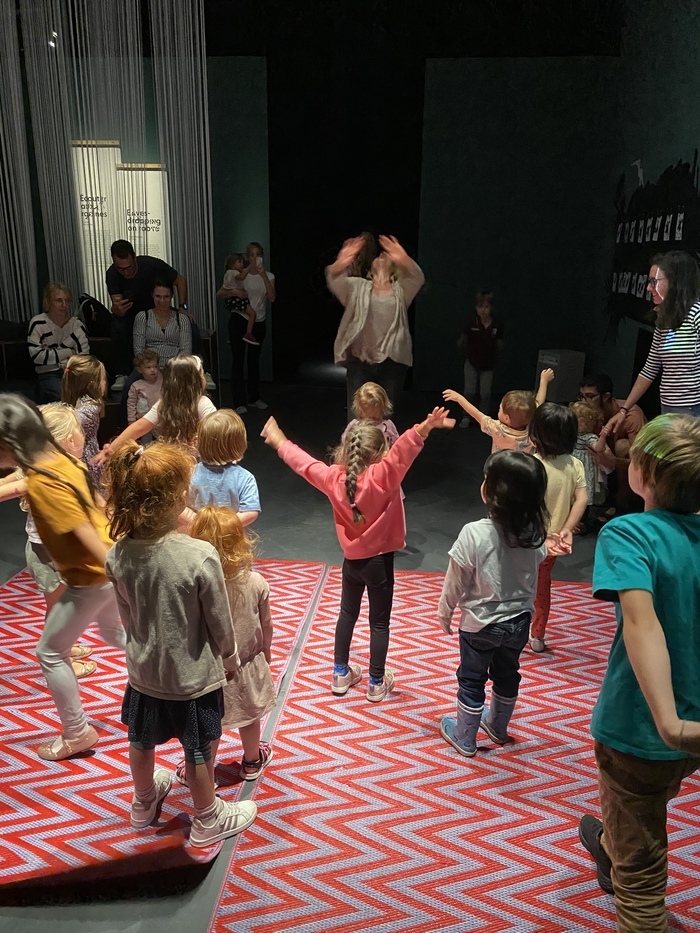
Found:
[158,355,205,447]
[42,282,72,309]
[40,402,81,443]
[198,410,247,465]
[61,354,106,415]
[134,349,159,370]
[190,506,256,580]
[333,421,388,524]
[105,440,194,539]
[569,401,603,435]
[501,390,537,430]
[352,382,393,422]
[630,415,700,513]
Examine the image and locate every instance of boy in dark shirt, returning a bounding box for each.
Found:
[457,289,503,425]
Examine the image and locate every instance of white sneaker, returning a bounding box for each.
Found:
[235,405,248,415]
[529,636,547,653]
[111,375,126,393]
[189,797,257,847]
[331,663,362,696]
[249,399,269,410]
[204,372,217,391]
[130,769,172,829]
[367,669,395,702]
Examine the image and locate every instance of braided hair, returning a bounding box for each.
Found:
[333,421,388,524]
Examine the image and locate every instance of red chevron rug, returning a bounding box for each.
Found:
[0,560,325,887]
[210,569,700,933]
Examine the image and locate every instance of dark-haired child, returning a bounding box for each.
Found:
[528,403,588,652]
[578,415,700,928]
[456,289,503,422]
[438,450,548,757]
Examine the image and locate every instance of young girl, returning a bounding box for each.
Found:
[103,441,257,845]
[127,350,163,429]
[569,400,616,532]
[223,254,259,346]
[93,354,215,465]
[62,354,107,487]
[261,406,454,701]
[0,394,125,760]
[438,450,548,757]
[188,506,275,782]
[188,410,260,526]
[342,382,399,447]
[528,403,588,652]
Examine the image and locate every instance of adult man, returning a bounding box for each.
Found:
[106,239,187,391]
[27,283,89,402]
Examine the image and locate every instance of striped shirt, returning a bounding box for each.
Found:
[27,313,89,374]
[640,302,700,406]
[133,309,192,368]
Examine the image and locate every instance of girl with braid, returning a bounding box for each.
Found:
[261,407,454,701]
[0,394,125,761]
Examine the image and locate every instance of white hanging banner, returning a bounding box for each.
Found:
[116,162,171,263]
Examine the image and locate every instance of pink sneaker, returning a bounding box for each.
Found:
[242,334,260,345]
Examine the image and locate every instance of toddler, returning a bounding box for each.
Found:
[127,350,163,432]
[438,450,548,757]
[223,254,259,346]
[443,367,553,453]
[62,353,107,487]
[569,400,615,532]
[342,382,399,447]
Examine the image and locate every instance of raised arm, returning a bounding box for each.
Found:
[442,389,486,426]
[325,236,365,306]
[535,368,555,406]
[378,235,425,305]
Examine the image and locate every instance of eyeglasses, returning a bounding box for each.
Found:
[647,275,667,288]
[578,392,600,401]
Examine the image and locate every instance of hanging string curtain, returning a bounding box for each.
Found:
[149,0,217,330]
[0,3,39,323]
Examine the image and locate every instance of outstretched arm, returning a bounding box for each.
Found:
[535,368,555,406]
[91,417,154,466]
[442,389,486,426]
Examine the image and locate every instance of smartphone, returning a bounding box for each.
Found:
[256,256,263,268]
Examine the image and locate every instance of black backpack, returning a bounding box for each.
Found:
[79,293,112,338]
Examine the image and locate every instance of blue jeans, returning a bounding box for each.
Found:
[661,403,700,416]
[37,371,63,403]
[457,611,531,708]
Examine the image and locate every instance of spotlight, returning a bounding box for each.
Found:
[48,40,56,47]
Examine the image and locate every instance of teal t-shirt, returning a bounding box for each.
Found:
[591,510,700,760]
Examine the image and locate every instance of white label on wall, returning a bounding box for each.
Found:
[675,212,684,240]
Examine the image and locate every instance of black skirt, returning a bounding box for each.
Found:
[121,684,225,749]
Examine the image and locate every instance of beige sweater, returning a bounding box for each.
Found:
[105,532,240,701]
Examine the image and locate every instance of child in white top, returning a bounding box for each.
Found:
[127,350,163,431]
[223,254,259,346]
[528,403,588,652]
[342,381,399,447]
[443,368,554,453]
[438,450,548,757]
[188,506,275,783]
[104,440,257,846]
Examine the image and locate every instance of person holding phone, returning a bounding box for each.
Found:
[217,241,276,414]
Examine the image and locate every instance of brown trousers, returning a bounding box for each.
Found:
[595,741,698,932]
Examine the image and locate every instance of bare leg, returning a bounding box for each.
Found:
[239,721,261,762]
[186,759,217,810]
[129,744,156,795]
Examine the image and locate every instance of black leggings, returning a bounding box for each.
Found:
[228,312,266,407]
[334,552,395,680]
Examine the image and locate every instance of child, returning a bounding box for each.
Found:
[569,400,616,532]
[342,382,399,447]
[189,506,275,782]
[62,353,107,487]
[93,354,215,465]
[437,450,548,757]
[103,441,257,845]
[0,394,125,760]
[127,350,163,431]
[188,410,260,526]
[528,403,588,652]
[223,254,259,346]
[577,415,700,928]
[457,289,503,424]
[443,368,554,454]
[261,406,454,701]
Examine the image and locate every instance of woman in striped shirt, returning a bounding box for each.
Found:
[608,251,700,429]
[132,280,192,367]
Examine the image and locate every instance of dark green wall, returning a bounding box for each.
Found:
[416,56,619,394]
[207,57,269,380]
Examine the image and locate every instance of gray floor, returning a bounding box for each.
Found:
[0,379,594,932]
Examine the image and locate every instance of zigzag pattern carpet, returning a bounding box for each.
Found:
[211,570,700,933]
[0,560,325,885]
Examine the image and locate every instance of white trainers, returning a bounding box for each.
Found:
[249,399,269,410]
[204,372,217,391]
[235,405,248,415]
[331,663,362,696]
[111,374,126,393]
[529,636,547,653]
[189,797,257,848]
[367,669,395,702]
[130,769,172,829]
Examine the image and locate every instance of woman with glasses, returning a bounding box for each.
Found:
[607,251,700,431]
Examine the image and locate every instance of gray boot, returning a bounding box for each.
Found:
[480,692,517,745]
[440,701,483,757]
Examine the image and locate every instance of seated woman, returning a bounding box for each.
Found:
[327,234,425,414]
[27,283,89,402]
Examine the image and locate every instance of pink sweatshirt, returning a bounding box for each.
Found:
[278,427,425,559]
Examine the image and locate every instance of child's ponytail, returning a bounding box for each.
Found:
[334,421,388,524]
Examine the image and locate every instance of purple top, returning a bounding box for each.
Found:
[76,398,103,487]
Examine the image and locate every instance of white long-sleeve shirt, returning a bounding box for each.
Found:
[27,313,89,374]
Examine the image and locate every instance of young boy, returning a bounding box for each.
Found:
[457,289,503,424]
[578,414,700,932]
[443,368,554,454]
[127,350,163,429]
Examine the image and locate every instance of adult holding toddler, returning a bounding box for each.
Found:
[328,234,425,414]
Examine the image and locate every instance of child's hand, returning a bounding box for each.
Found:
[438,617,452,635]
[546,532,572,557]
[417,407,453,437]
[540,368,555,384]
[263,646,272,664]
[442,389,467,407]
[91,444,111,468]
[261,416,287,450]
